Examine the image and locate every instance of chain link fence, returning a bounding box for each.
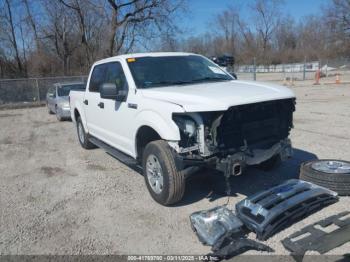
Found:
[233,58,350,84]
[233,60,319,81]
[0,75,87,108]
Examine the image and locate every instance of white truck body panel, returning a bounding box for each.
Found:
[70,52,295,159]
[140,80,295,112]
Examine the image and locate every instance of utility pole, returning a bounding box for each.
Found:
[253,57,256,81]
[303,57,306,81]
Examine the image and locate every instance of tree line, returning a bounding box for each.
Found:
[0,0,185,78]
[163,0,350,66]
[0,0,349,78]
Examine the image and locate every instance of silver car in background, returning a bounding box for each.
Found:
[46,82,85,121]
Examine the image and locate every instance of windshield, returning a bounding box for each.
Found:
[57,84,85,96]
[127,55,233,89]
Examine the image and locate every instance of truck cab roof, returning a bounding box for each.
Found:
[94,52,197,65]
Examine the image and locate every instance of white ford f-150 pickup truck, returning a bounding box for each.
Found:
[70,52,296,205]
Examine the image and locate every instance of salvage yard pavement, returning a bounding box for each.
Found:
[0,83,350,255]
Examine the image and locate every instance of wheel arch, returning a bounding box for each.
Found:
[72,105,88,132]
[132,110,181,156]
[135,125,162,161]
[73,108,80,122]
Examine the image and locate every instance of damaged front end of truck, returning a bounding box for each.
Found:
[169,98,296,177]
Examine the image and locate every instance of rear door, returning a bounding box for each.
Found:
[84,64,106,138]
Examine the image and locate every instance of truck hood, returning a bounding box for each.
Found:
[140,80,295,112]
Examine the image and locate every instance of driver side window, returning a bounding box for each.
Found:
[89,62,128,93]
[48,87,56,97]
[104,62,128,91]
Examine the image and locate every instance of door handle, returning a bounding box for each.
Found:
[98,102,104,109]
[83,99,88,105]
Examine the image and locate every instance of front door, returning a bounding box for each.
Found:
[85,61,137,156]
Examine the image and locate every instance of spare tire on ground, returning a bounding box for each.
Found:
[300,159,350,196]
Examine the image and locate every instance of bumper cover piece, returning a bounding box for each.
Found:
[190,206,243,246]
[282,211,350,256]
[235,179,338,240]
[57,107,71,118]
[210,235,273,261]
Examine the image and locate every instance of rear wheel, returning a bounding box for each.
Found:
[300,159,350,195]
[143,140,185,206]
[76,116,96,149]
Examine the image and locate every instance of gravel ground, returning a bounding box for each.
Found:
[0,82,350,256]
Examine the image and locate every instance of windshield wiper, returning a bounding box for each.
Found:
[191,77,230,83]
[142,77,230,88]
[144,80,192,87]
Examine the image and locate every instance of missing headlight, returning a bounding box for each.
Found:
[173,114,198,148]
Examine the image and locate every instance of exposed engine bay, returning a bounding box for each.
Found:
[170,98,296,174]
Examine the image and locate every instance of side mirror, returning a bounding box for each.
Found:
[100,83,127,101]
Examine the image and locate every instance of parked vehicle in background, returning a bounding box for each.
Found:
[70,52,295,206]
[47,82,85,121]
[212,55,235,67]
[211,55,236,78]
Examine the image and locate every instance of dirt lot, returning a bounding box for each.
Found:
[1,82,350,256]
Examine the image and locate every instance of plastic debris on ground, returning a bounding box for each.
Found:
[235,179,338,240]
[190,206,243,246]
[282,211,350,257]
[190,206,274,260]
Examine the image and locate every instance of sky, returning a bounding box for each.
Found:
[181,0,330,36]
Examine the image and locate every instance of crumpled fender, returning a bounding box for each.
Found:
[133,110,181,141]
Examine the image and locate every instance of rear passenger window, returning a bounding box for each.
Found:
[89,64,105,92]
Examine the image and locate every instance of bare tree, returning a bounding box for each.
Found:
[323,0,350,57]
[1,0,349,78]
[273,16,298,63]
[250,0,282,63]
[215,7,239,56]
[105,0,184,56]
[326,0,350,37]
[57,0,104,67]
[23,0,41,50]
[297,15,328,60]
[3,0,24,74]
[42,1,80,75]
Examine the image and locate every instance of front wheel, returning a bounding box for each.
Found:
[142,140,185,206]
[47,104,54,114]
[55,106,63,121]
[76,116,96,149]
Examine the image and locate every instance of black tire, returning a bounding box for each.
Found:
[47,104,54,114]
[142,140,185,206]
[56,106,63,121]
[300,159,350,195]
[57,114,63,121]
[76,116,96,149]
[256,154,281,171]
